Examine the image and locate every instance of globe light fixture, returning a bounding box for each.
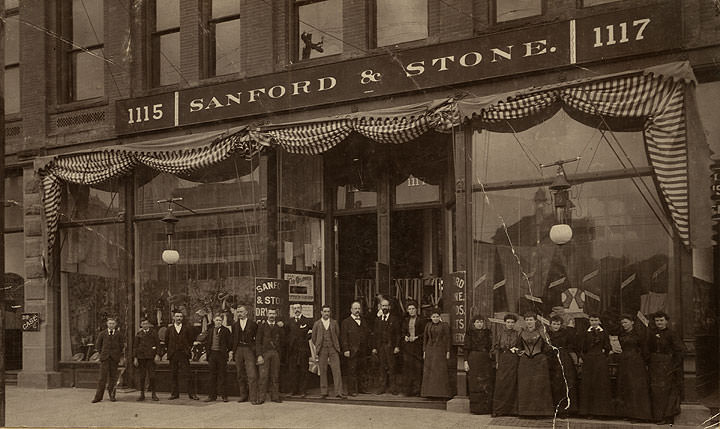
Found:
[541,157,579,245]
[159,203,180,264]
[162,249,180,265]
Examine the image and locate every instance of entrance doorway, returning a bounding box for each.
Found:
[337,214,377,318]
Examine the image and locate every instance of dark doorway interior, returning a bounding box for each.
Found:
[337,214,377,319]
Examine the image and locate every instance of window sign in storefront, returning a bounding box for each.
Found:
[445,271,467,345]
[285,273,314,303]
[116,1,680,134]
[255,278,289,322]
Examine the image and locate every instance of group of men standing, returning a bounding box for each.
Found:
[92,297,425,403]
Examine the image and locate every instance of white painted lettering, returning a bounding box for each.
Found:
[291,81,311,95]
[268,85,286,99]
[405,61,426,77]
[431,56,455,71]
[189,98,204,112]
[318,76,336,91]
[248,88,266,103]
[490,46,513,62]
[225,93,242,105]
[205,96,223,109]
[523,40,547,57]
[459,52,482,67]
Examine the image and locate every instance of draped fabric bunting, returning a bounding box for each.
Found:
[457,63,695,246]
[38,61,700,252]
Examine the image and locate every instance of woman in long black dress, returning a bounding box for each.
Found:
[648,311,685,425]
[616,314,652,422]
[577,313,614,417]
[421,309,451,398]
[491,313,519,416]
[464,315,493,414]
[516,312,554,417]
[547,315,578,416]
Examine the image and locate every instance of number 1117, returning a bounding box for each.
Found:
[593,18,650,48]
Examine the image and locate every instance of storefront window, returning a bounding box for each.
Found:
[137,211,265,332]
[60,180,123,222]
[280,152,323,211]
[375,0,427,47]
[136,161,259,215]
[336,186,377,210]
[583,0,623,6]
[296,0,343,61]
[60,223,126,360]
[280,213,323,316]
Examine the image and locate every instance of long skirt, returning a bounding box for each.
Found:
[649,353,683,421]
[517,354,554,416]
[617,350,652,420]
[467,350,493,414]
[548,348,578,415]
[578,352,614,416]
[492,352,518,416]
[421,345,450,398]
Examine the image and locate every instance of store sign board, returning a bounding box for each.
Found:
[116,1,680,135]
[255,277,288,323]
[22,313,40,331]
[444,271,467,346]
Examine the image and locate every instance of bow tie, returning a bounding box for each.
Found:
[353,316,360,320]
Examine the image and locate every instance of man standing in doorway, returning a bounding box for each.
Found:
[372,299,402,395]
[341,301,370,396]
[256,308,285,404]
[231,305,259,404]
[287,303,312,397]
[312,305,345,399]
[165,310,199,400]
[133,318,159,401]
[92,317,124,403]
[203,315,232,402]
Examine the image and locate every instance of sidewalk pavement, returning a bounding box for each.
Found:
[4,386,703,429]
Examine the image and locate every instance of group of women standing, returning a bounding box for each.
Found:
[463,311,685,424]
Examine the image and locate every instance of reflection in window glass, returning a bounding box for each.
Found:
[72,0,103,46]
[136,164,260,215]
[73,49,105,100]
[5,67,19,114]
[155,0,180,32]
[395,175,440,205]
[136,212,265,330]
[60,223,126,360]
[281,152,323,211]
[336,186,377,210]
[472,178,673,327]
[297,0,342,60]
[495,0,542,23]
[473,111,648,185]
[376,0,427,46]
[214,20,242,76]
[61,182,124,221]
[158,32,181,86]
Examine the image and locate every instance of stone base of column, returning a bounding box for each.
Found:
[17,371,62,389]
[446,396,470,413]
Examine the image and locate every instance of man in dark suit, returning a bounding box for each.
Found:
[133,318,159,401]
[372,298,402,395]
[203,315,232,402]
[92,317,124,403]
[341,301,370,396]
[256,307,285,404]
[286,303,312,397]
[312,305,345,399]
[401,301,426,396]
[232,305,258,404]
[164,310,199,400]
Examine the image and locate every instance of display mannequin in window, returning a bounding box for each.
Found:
[616,314,652,422]
[133,318,159,402]
[516,312,554,416]
[547,315,578,416]
[92,317,125,403]
[342,301,371,396]
[203,315,232,402]
[492,313,519,416]
[286,303,312,398]
[647,311,685,425]
[464,315,493,414]
[401,301,426,397]
[371,298,402,395]
[165,310,199,400]
[231,305,259,404]
[420,309,451,398]
[577,314,613,417]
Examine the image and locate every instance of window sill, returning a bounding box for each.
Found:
[5,113,21,122]
[284,53,345,71]
[52,98,108,115]
[199,72,249,87]
[373,36,437,53]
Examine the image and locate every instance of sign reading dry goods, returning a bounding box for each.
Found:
[445,271,467,346]
[117,1,680,134]
[255,277,289,323]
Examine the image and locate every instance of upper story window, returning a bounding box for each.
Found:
[59,0,105,102]
[150,0,180,87]
[375,0,427,47]
[294,0,342,61]
[582,0,623,5]
[5,0,19,114]
[494,0,543,23]
[204,0,241,77]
